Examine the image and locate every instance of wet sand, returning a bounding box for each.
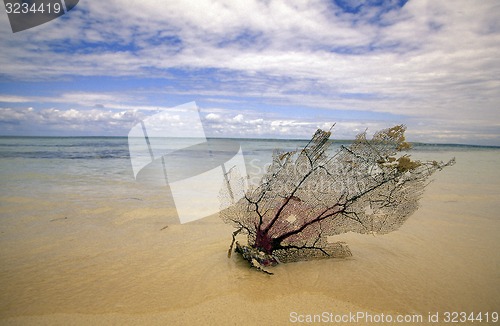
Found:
[0,150,499,325]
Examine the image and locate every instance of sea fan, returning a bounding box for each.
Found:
[220,125,454,274]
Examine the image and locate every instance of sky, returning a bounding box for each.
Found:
[0,0,499,145]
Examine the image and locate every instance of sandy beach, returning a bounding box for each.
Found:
[0,149,499,325]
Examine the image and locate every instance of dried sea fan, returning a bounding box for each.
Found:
[220,125,454,274]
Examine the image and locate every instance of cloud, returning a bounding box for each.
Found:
[205,113,221,121]
[0,0,498,144]
[200,107,390,139]
[0,95,32,103]
[0,107,145,135]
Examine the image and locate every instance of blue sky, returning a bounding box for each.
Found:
[0,0,499,145]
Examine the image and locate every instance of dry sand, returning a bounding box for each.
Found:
[0,150,499,325]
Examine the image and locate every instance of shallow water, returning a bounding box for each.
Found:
[0,138,499,325]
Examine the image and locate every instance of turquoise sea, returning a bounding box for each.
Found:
[0,135,496,202]
[0,136,495,214]
[0,136,498,226]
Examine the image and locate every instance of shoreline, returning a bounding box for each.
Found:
[1,150,499,325]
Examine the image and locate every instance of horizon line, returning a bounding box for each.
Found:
[0,135,498,149]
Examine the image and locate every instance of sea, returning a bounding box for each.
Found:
[0,136,499,325]
[0,136,493,204]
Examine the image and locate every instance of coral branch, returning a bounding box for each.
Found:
[220,125,454,273]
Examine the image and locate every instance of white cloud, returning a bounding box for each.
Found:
[0,0,498,144]
[205,113,221,121]
[0,107,145,135]
[0,95,32,103]
[233,114,244,123]
[201,107,337,139]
